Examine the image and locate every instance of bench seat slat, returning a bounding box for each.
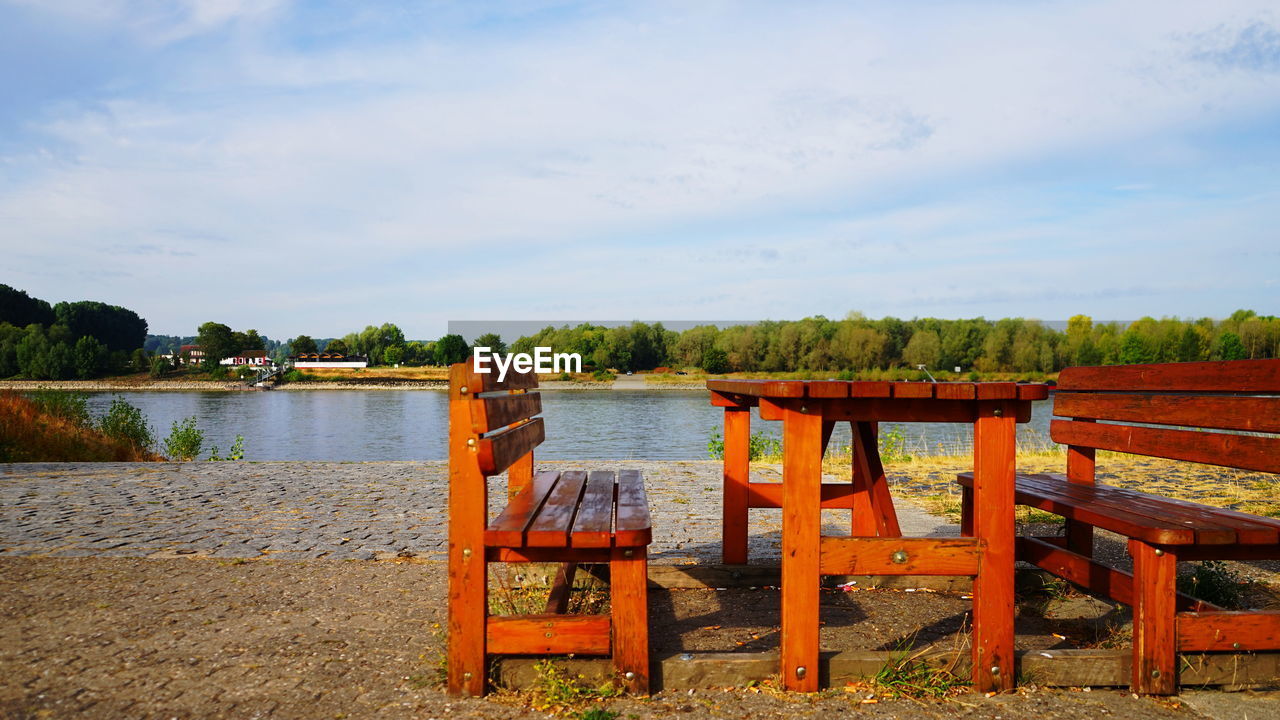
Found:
[525,470,588,547]
[615,469,653,547]
[1055,393,1280,434]
[1014,474,1278,544]
[960,473,1196,544]
[484,471,560,546]
[959,472,1280,544]
[1051,419,1280,474]
[570,471,618,548]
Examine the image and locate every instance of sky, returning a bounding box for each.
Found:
[1,1,1278,340]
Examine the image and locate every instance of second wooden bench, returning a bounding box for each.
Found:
[446,362,652,696]
[959,358,1280,694]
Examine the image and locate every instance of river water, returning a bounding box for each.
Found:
[81,390,1055,462]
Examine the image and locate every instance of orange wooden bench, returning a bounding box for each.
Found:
[446,362,652,696]
[958,359,1280,694]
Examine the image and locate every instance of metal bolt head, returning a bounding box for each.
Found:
[466,437,477,447]
[1151,669,1161,679]
[993,408,1004,417]
[623,549,634,558]
[795,666,807,679]
[1233,642,1241,649]
[1153,548,1164,556]
[990,666,1000,675]
[624,671,636,681]
[891,550,909,564]
[463,671,472,680]
[459,386,468,395]
[462,548,472,558]
[545,632,553,638]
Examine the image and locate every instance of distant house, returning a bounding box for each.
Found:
[220,350,273,367]
[291,352,369,369]
[178,345,205,366]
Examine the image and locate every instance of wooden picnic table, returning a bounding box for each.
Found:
[707,378,1050,692]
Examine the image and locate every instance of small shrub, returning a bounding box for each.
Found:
[1177,560,1243,609]
[163,416,204,461]
[559,372,572,381]
[707,429,782,461]
[870,649,967,699]
[149,355,171,378]
[98,396,154,452]
[530,659,622,712]
[877,426,912,463]
[25,390,91,427]
[208,434,246,461]
[591,369,615,382]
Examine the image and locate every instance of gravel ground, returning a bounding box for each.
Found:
[0,556,1237,720]
[3,459,1278,719]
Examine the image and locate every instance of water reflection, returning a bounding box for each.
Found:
[79,390,1053,462]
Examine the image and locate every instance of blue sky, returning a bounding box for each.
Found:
[2,1,1278,339]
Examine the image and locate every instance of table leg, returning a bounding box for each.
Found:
[972,401,1016,692]
[722,407,751,564]
[781,403,822,692]
[852,422,901,537]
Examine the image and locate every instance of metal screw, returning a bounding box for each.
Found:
[459,386,468,395]
[624,549,634,558]
[1151,669,1161,679]
[462,548,472,558]
[990,666,1000,675]
[993,408,1003,417]
[463,672,472,681]
[466,438,477,447]
[625,672,636,681]
[545,632,553,638]
[795,666,807,679]
[891,550,909,564]
[1153,549,1164,556]
[1233,642,1241,649]
[800,406,807,413]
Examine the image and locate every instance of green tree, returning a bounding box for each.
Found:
[701,347,730,374]
[1119,330,1155,364]
[325,338,350,356]
[434,334,469,365]
[383,345,404,365]
[73,336,108,379]
[473,333,507,355]
[0,284,55,327]
[1213,331,1247,361]
[196,322,236,368]
[291,335,318,355]
[902,330,941,369]
[54,300,147,352]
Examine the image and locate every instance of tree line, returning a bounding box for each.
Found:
[0,284,148,380]
[501,310,1279,374]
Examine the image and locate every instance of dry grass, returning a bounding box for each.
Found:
[0,391,162,462]
[295,365,451,381]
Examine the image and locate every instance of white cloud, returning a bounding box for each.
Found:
[1,1,1278,336]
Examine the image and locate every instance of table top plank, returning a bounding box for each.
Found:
[706,379,1048,401]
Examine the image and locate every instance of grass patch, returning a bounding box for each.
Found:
[529,659,623,713]
[0,390,162,462]
[1177,561,1245,609]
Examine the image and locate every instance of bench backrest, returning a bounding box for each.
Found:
[1052,359,1280,476]
[448,361,545,493]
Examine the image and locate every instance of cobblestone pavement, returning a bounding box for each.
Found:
[0,461,954,563]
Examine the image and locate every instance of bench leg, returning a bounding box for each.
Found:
[1130,540,1177,695]
[960,485,974,537]
[447,543,488,696]
[722,407,751,564]
[611,546,650,693]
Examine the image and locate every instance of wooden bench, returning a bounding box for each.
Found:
[957,358,1280,694]
[446,362,652,696]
